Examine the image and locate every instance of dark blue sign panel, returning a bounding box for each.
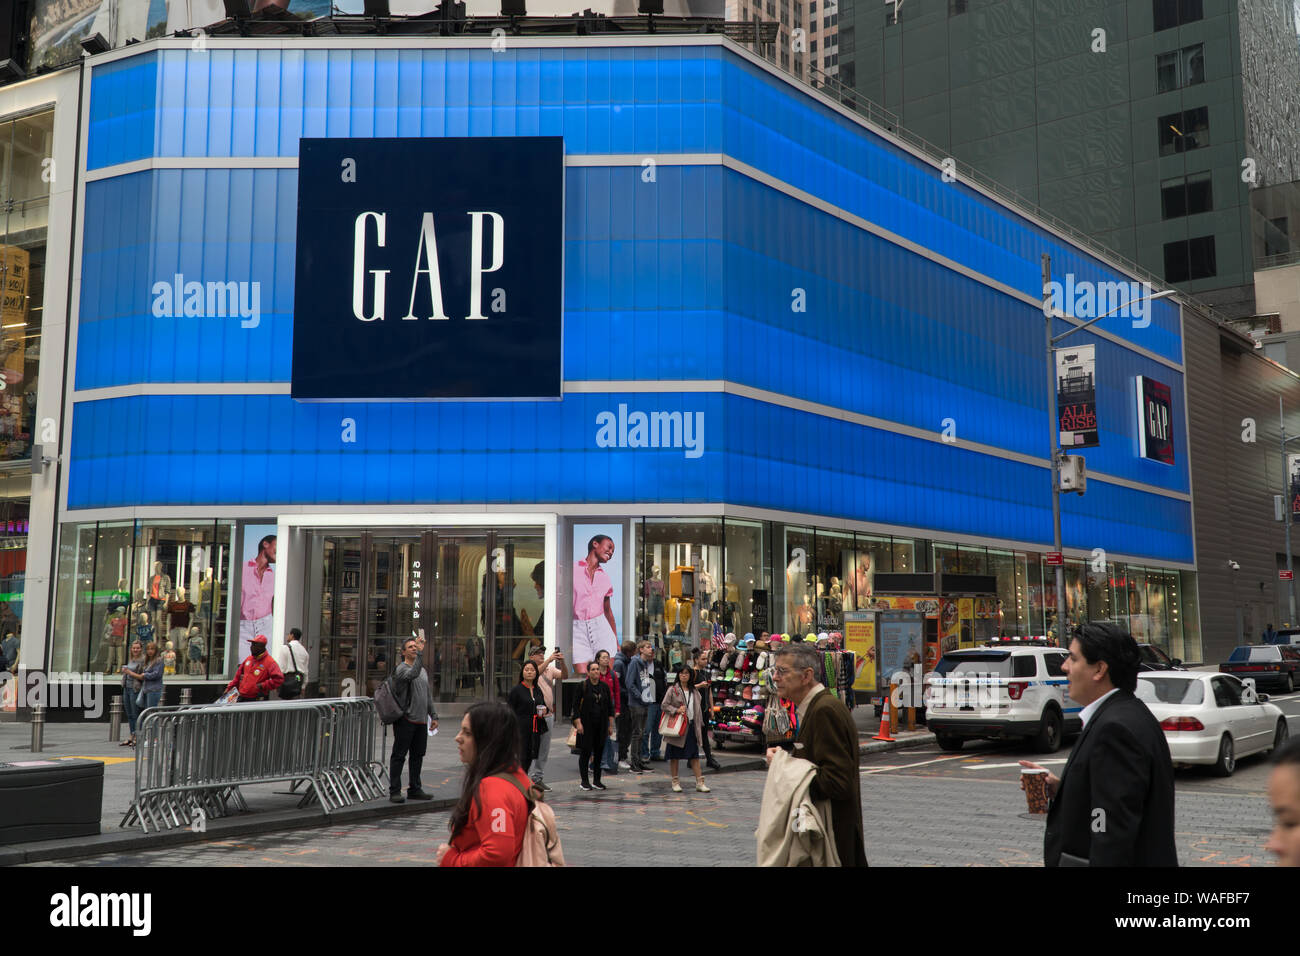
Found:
[292,137,564,400]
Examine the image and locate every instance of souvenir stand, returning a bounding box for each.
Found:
[704,632,857,748]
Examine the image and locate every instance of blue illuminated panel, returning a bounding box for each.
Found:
[67,391,1193,564]
[85,44,1181,363]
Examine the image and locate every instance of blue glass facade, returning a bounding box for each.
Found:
[70,40,1193,566]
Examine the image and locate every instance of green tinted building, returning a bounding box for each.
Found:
[838,0,1300,318]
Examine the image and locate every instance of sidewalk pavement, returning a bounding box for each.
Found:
[0,706,932,865]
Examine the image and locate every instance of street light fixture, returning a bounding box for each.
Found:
[1042,253,1175,643]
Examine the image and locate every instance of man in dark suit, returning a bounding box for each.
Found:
[766,642,868,866]
[1021,622,1177,866]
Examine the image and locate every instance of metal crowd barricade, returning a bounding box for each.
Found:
[120,697,387,833]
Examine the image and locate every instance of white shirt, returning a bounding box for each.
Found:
[1079,687,1120,729]
[277,641,310,677]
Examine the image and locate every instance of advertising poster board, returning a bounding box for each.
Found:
[235,524,277,668]
[571,524,623,670]
[1056,344,1098,448]
[876,611,924,693]
[843,612,876,692]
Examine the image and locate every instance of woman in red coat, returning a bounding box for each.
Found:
[437,701,534,867]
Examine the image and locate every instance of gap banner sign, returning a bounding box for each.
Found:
[1055,344,1098,448]
[291,137,564,400]
[1136,376,1174,465]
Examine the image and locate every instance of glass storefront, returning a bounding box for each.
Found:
[51,520,233,676]
[0,107,54,648]
[625,519,1204,662]
[51,514,1206,682]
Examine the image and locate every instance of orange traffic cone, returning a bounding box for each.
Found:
[872,695,895,742]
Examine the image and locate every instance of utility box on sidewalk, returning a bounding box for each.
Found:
[0,758,103,844]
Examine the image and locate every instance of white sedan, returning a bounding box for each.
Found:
[1135,672,1290,777]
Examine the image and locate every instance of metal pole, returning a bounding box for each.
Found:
[1044,254,1067,643]
[180,687,193,706]
[108,696,122,742]
[30,704,44,752]
[1282,398,1297,625]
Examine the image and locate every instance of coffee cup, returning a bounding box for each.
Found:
[1021,767,1049,814]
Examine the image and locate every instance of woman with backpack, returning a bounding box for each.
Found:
[437,701,536,867]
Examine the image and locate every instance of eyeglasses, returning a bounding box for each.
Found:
[772,666,811,677]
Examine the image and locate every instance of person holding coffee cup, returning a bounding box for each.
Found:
[508,660,548,775]
[1019,622,1176,867]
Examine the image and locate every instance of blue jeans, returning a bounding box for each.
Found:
[602,734,618,770]
[122,687,141,734]
[143,689,163,711]
[642,702,663,759]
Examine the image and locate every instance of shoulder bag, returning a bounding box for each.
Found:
[280,643,305,700]
[657,687,688,739]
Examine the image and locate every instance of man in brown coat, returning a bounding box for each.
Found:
[766,642,868,866]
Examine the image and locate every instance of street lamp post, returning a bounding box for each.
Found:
[1042,253,1174,643]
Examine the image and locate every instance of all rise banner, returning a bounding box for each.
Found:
[1056,344,1099,448]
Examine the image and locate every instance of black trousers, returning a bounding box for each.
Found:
[390,719,427,794]
[577,730,607,785]
[616,708,631,761]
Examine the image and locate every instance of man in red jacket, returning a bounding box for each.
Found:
[227,635,284,701]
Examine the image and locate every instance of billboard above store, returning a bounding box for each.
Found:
[1136,376,1174,465]
[291,136,564,401]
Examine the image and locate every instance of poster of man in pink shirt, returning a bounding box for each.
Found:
[572,525,622,673]
[238,527,277,665]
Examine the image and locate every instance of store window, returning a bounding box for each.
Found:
[849,533,891,611]
[988,549,1025,636]
[638,519,723,659]
[812,529,853,632]
[50,520,234,677]
[777,524,815,636]
[1179,570,1202,662]
[723,519,769,638]
[0,108,54,648]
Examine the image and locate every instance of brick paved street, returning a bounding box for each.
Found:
[33,742,1279,867]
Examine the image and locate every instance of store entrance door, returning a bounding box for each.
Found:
[311,526,545,705]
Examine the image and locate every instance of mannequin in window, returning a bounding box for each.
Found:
[645,565,666,632]
[698,568,716,607]
[110,578,130,612]
[135,612,155,646]
[167,587,195,650]
[197,567,220,624]
[130,588,148,627]
[186,625,205,676]
[724,572,739,603]
[102,605,128,675]
[163,640,177,676]
[786,554,806,636]
[147,562,173,637]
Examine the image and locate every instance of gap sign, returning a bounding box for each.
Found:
[291,137,564,400]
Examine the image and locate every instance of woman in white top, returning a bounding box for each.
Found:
[661,665,710,794]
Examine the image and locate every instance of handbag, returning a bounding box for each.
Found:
[566,726,578,748]
[658,692,688,739]
[280,643,305,700]
[135,688,146,709]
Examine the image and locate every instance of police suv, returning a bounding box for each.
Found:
[923,638,1083,753]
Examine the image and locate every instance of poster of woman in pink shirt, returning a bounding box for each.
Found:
[572,525,622,674]
[238,525,277,666]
